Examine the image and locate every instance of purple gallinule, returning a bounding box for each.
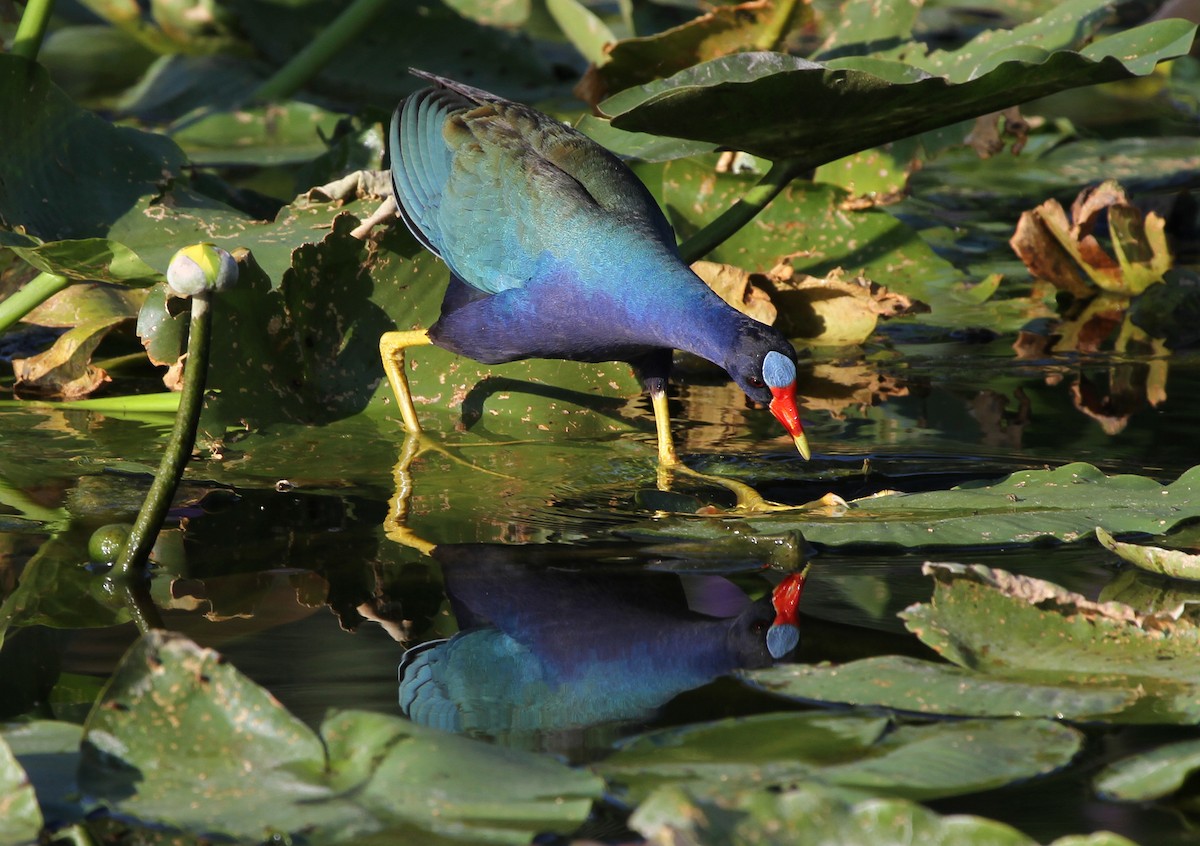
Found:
[382,70,810,464]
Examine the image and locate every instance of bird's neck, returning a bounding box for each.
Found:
[637,264,750,369]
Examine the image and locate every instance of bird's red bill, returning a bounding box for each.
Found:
[769,383,811,460]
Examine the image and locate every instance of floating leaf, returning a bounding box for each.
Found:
[1095,737,1200,802]
[1096,527,1200,581]
[743,655,1138,721]
[631,783,1066,846]
[322,709,603,843]
[0,232,160,286]
[80,631,603,843]
[0,56,185,241]
[598,711,1081,805]
[1,721,85,826]
[600,17,1197,164]
[901,563,1200,722]
[0,734,42,845]
[624,463,1200,549]
[171,102,344,167]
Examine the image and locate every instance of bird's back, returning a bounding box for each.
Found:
[390,72,679,299]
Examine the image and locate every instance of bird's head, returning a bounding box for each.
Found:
[726,327,811,460]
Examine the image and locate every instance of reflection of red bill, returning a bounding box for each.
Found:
[766,569,808,659]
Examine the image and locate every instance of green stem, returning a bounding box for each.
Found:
[110,292,212,628]
[11,0,56,60]
[754,0,798,51]
[0,392,181,412]
[678,158,804,264]
[251,0,391,102]
[0,272,69,335]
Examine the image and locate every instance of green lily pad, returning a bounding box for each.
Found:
[597,711,1081,805]
[1094,737,1200,802]
[0,232,160,286]
[742,655,1138,721]
[900,563,1200,722]
[1,720,85,826]
[0,55,185,241]
[1096,526,1200,581]
[171,102,345,167]
[78,631,602,843]
[600,15,1196,164]
[322,709,603,843]
[631,783,1074,846]
[0,734,42,844]
[624,463,1200,549]
[660,157,1047,332]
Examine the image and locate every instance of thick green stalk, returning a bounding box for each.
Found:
[110,292,212,629]
[252,0,391,102]
[754,0,799,51]
[0,272,69,335]
[11,0,56,60]
[678,158,804,264]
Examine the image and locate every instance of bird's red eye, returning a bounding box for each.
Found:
[748,377,765,389]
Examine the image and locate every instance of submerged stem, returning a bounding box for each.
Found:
[678,158,804,264]
[110,293,212,630]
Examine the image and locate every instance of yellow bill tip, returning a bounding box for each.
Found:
[794,432,812,461]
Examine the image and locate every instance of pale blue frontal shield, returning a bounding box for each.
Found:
[762,350,796,388]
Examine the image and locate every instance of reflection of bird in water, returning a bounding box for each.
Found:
[381,70,810,466]
[399,544,804,746]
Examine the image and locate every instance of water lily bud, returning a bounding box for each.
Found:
[166,243,238,297]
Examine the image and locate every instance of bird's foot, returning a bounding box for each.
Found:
[658,461,795,514]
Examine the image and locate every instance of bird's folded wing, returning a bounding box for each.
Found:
[391,85,674,297]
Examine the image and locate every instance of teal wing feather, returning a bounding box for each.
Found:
[390,72,677,297]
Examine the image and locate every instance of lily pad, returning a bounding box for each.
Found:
[1,720,85,827]
[321,709,603,843]
[171,102,345,167]
[742,655,1138,721]
[597,710,1081,805]
[1096,526,1200,581]
[0,55,185,241]
[0,734,41,844]
[600,16,1196,164]
[624,463,1200,549]
[629,783,1110,846]
[901,563,1200,722]
[79,631,603,843]
[1094,737,1200,802]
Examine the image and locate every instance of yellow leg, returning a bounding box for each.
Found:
[650,386,792,514]
[651,386,679,466]
[379,329,433,433]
